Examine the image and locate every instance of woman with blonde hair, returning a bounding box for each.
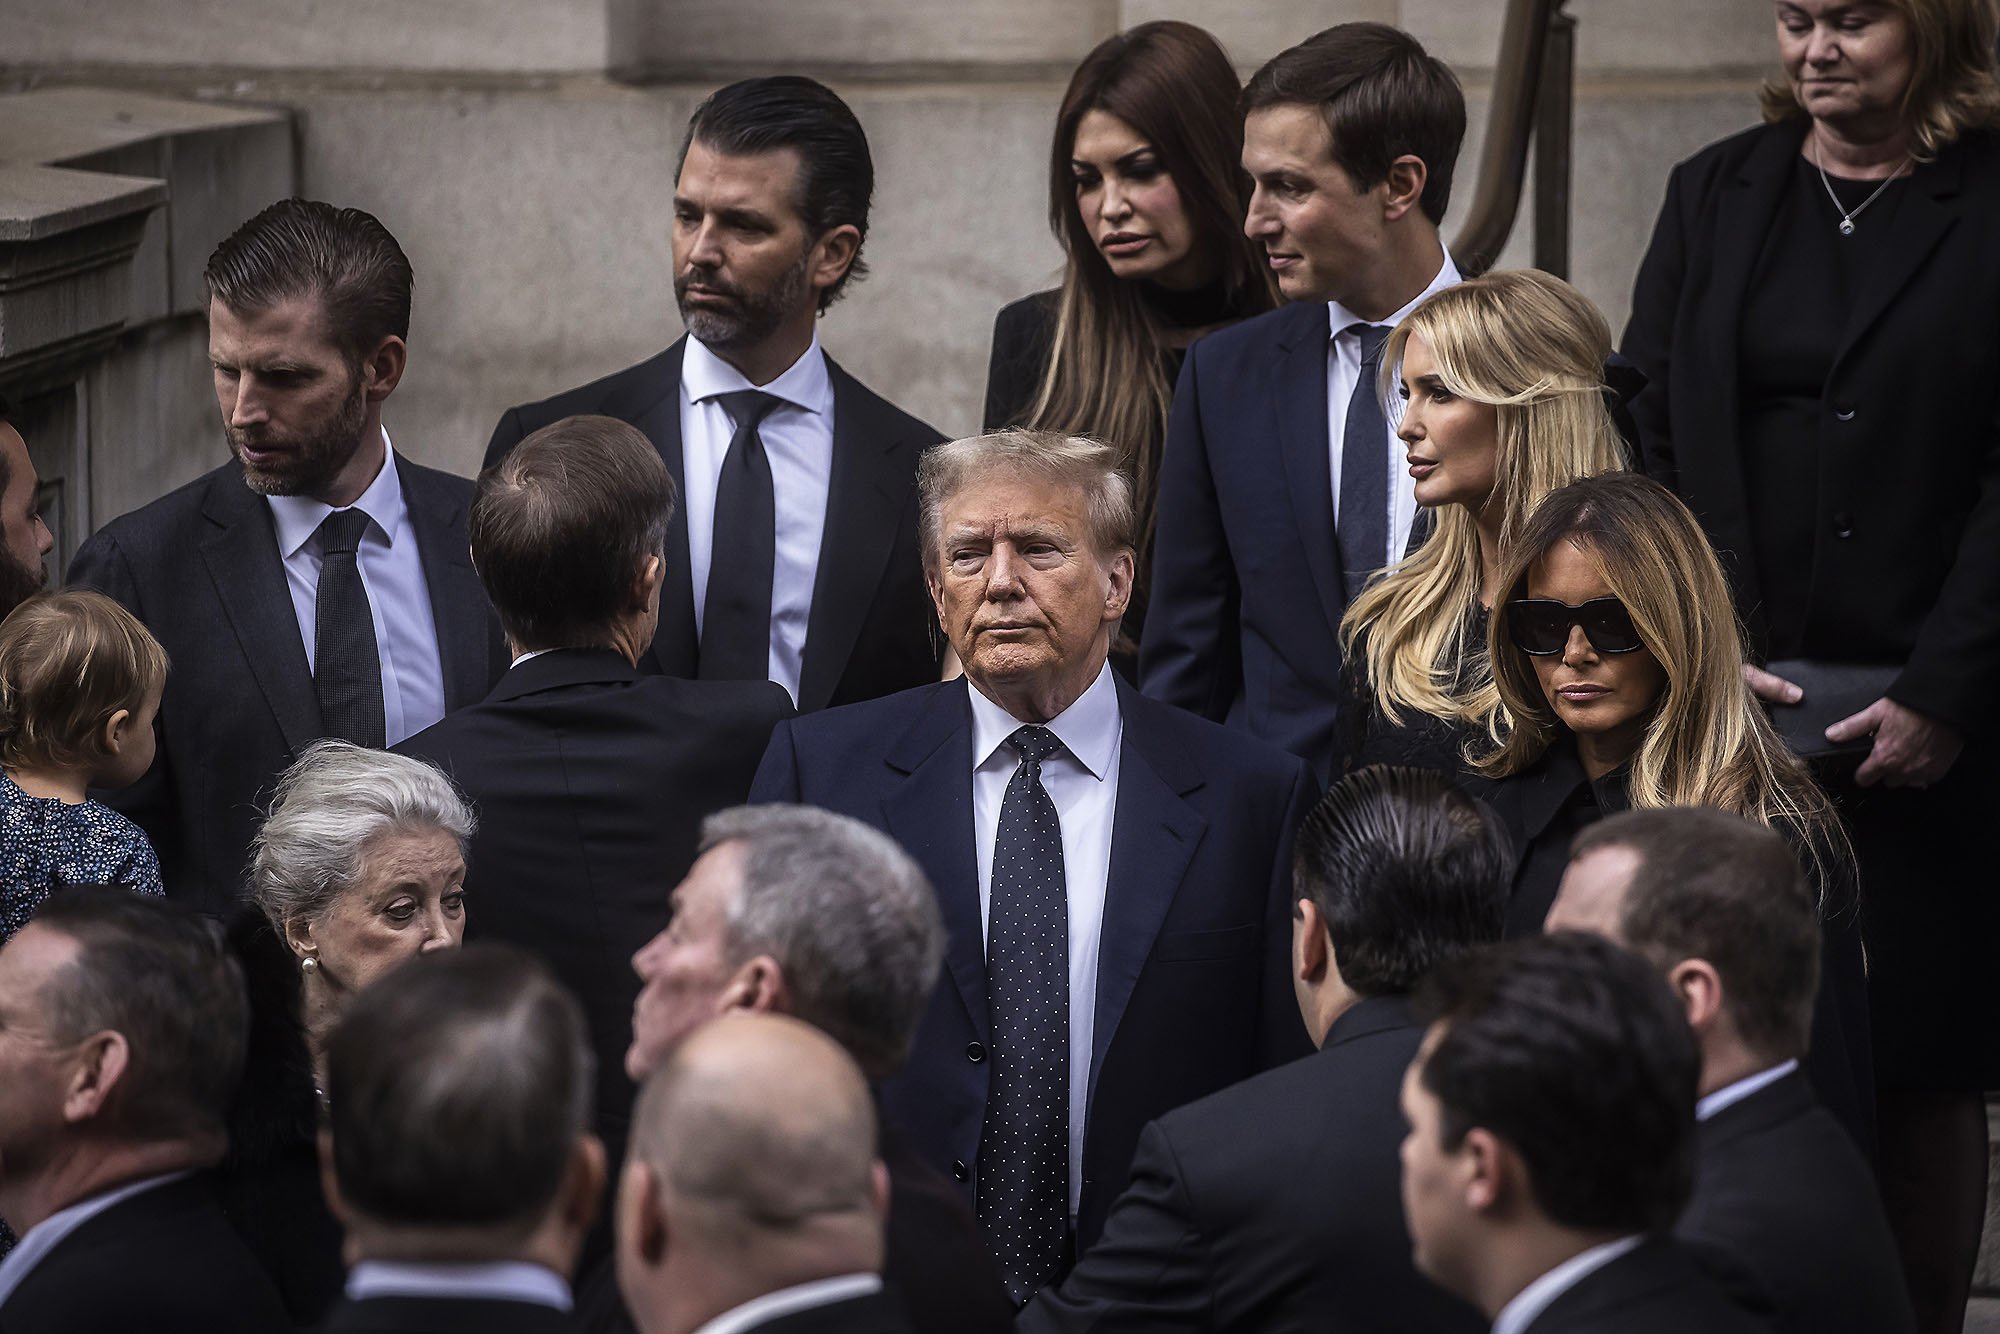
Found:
[1333,268,1628,776]
[1479,471,1868,1146]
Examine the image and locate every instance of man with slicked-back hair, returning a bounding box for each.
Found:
[68,199,503,912]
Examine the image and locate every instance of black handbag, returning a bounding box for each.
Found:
[1762,659,1899,760]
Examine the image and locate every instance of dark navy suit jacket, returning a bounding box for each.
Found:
[749,675,1316,1253]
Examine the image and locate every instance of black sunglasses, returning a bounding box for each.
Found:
[1505,597,1647,657]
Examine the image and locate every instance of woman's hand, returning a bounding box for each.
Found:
[1743,662,1803,704]
[1826,697,1965,788]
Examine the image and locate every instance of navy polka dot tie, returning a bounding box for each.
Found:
[977,723,1070,1306]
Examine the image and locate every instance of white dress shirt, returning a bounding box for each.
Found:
[1696,1058,1800,1122]
[0,1171,191,1310]
[1326,253,1462,570]
[680,332,836,706]
[689,1273,882,1334]
[967,663,1122,1218]
[346,1259,572,1310]
[1491,1234,1645,1334]
[265,433,446,745]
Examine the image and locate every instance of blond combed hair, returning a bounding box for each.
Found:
[1478,475,1845,885]
[1760,0,2000,158]
[0,589,169,773]
[1339,269,1627,748]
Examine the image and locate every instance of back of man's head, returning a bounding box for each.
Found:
[26,888,248,1148]
[619,1013,885,1330]
[471,414,677,653]
[322,944,598,1259]
[1416,932,1698,1236]
[1242,22,1466,226]
[1295,765,1510,996]
[704,804,944,1076]
[1567,808,1820,1065]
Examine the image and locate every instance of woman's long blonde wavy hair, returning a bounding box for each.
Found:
[1478,474,1846,888]
[1339,268,1627,746]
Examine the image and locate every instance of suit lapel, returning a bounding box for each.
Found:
[882,683,988,1039]
[1091,685,1207,1095]
[399,454,494,710]
[1834,144,1961,370]
[797,357,920,712]
[198,468,321,753]
[1272,305,1346,634]
[614,339,698,676]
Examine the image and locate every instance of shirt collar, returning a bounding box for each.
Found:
[1492,1234,1645,1334]
[1696,1058,1800,1122]
[682,332,832,417]
[1326,252,1461,340]
[967,662,1121,780]
[0,1170,193,1311]
[265,429,408,559]
[346,1260,573,1311]
[689,1273,882,1334]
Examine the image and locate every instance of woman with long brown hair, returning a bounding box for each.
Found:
[983,21,1275,668]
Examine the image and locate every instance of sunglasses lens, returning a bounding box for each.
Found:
[1508,602,1570,655]
[1579,600,1644,654]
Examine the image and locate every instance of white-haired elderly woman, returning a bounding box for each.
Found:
[219,740,476,1326]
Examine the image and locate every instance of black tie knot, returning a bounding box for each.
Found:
[714,389,783,434]
[317,507,371,557]
[1343,322,1392,368]
[1008,724,1063,768]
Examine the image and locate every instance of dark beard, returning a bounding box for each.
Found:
[229,373,369,499]
[674,247,813,351]
[0,547,47,624]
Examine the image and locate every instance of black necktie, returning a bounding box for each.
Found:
[699,390,782,681]
[978,724,1070,1306]
[1338,322,1393,599]
[313,508,385,748]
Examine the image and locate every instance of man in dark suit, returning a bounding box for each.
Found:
[1402,933,1766,1333]
[485,77,943,712]
[589,803,1009,1334]
[616,1014,915,1334]
[395,414,793,1147]
[0,889,290,1332]
[1022,765,1505,1332]
[1549,809,1912,1334]
[316,946,602,1332]
[0,399,55,621]
[68,199,502,913]
[751,430,1317,1303]
[1140,25,1466,782]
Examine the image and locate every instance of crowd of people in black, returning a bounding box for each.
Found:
[0,1,1996,1331]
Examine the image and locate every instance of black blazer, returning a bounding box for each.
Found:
[982,289,1062,432]
[66,456,504,914]
[0,1172,292,1333]
[395,648,793,1140]
[484,340,945,712]
[1522,1238,1770,1332]
[749,676,1317,1251]
[1021,994,1484,1334]
[1678,1070,1912,1334]
[741,1290,915,1334]
[1139,301,1360,784]
[318,1295,578,1333]
[1622,121,2000,738]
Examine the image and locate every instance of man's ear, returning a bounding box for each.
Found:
[1458,1127,1511,1216]
[808,225,863,300]
[567,1134,609,1235]
[358,335,408,402]
[630,554,665,614]
[1666,958,1726,1036]
[619,1158,670,1267]
[717,955,789,1017]
[1380,154,1430,223]
[63,1030,130,1124]
[1293,898,1329,986]
[1102,549,1135,622]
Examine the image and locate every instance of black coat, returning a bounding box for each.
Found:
[484,340,945,713]
[318,1295,578,1333]
[0,1173,291,1333]
[394,648,793,1142]
[1679,1071,1912,1334]
[749,677,1316,1254]
[1020,994,1484,1334]
[1521,1238,1769,1333]
[65,456,505,914]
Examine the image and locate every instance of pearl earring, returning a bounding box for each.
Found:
[300,954,319,974]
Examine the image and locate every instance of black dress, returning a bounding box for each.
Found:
[1487,738,1876,1155]
[1333,606,1493,784]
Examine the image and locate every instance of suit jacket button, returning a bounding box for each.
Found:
[1834,403,1857,421]
[966,1041,985,1063]
[952,1159,970,1182]
[1832,513,1856,539]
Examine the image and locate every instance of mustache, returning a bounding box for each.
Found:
[675,267,742,302]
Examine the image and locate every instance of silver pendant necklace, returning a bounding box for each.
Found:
[1813,140,1913,235]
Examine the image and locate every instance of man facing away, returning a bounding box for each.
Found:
[316,945,605,1333]
[1022,764,1503,1332]
[1140,23,1467,783]
[615,1013,914,1334]
[1547,808,1913,1334]
[1400,932,1768,1333]
[69,198,502,911]
[487,76,944,712]
[0,888,289,1333]
[752,429,1316,1302]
